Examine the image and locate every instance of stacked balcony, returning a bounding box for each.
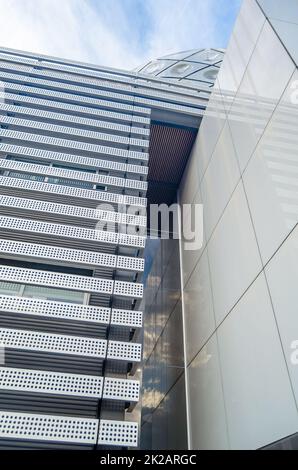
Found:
[0,49,150,449]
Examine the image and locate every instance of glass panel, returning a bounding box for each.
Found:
[0,281,21,296]
[23,285,85,304]
[47,177,93,189]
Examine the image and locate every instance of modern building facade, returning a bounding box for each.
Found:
[0,42,208,448]
[141,0,298,451]
[0,0,297,451]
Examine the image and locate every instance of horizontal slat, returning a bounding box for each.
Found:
[0,367,103,398]
[0,142,148,176]
[107,341,142,362]
[0,128,149,163]
[0,49,211,98]
[0,102,150,137]
[0,194,147,227]
[103,377,139,402]
[0,115,149,149]
[0,158,147,192]
[0,265,143,298]
[0,410,99,444]
[0,176,147,207]
[0,328,107,358]
[2,90,150,126]
[0,215,146,248]
[0,367,140,402]
[0,295,142,328]
[0,78,148,116]
[0,59,206,107]
[111,308,143,328]
[0,264,114,294]
[0,294,111,324]
[98,419,138,447]
[0,238,144,272]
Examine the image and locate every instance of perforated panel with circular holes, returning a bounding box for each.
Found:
[97,419,138,447]
[107,341,142,362]
[0,294,111,324]
[0,367,103,398]
[0,411,99,444]
[0,328,107,357]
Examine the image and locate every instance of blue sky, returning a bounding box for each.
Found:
[0,0,242,70]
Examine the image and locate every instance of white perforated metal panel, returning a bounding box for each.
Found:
[0,215,146,248]
[0,411,99,444]
[0,176,147,207]
[0,294,111,324]
[0,238,144,272]
[0,102,150,138]
[0,50,210,99]
[0,128,148,162]
[0,265,114,294]
[0,64,205,109]
[0,328,107,358]
[1,90,150,125]
[0,158,147,192]
[111,308,143,328]
[0,142,148,175]
[107,341,142,362]
[0,75,149,115]
[103,377,139,402]
[0,367,104,398]
[0,115,148,150]
[0,195,146,227]
[113,280,143,298]
[0,238,117,269]
[97,419,138,447]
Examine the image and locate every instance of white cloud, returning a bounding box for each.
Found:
[0,0,240,70]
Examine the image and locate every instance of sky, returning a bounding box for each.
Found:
[0,0,242,70]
